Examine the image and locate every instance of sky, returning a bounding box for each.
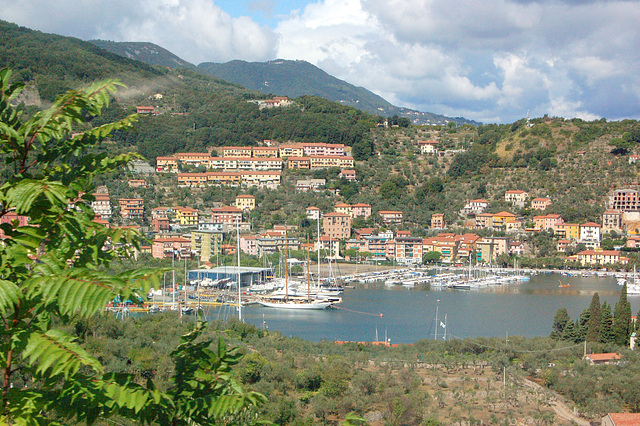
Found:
[2,0,639,124]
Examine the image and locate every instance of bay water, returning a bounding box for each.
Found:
[204,273,640,344]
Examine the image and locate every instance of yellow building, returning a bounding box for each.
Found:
[555,223,580,240]
[235,194,256,211]
[174,207,199,226]
[191,230,223,263]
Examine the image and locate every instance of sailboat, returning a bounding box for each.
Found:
[258,232,333,310]
[626,266,640,295]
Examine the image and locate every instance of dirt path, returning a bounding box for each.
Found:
[522,378,591,425]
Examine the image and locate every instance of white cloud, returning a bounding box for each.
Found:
[274,0,640,122]
[1,0,278,63]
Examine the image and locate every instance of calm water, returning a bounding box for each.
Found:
[204,273,640,344]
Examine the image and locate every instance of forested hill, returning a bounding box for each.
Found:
[87,38,476,126]
[0,20,378,161]
[89,40,197,71]
[0,20,165,102]
[198,59,480,126]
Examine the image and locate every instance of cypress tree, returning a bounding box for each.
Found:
[577,308,590,342]
[613,284,632,346]
[561,320,579,343]
[551,307,570,340]
[586,292,601,342]
[600,301,615,344]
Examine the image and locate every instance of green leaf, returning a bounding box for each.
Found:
[23,329,103,378]
[0,280,22,315]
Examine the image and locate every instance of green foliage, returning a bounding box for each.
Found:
[0,70,264,424]
[550,308,570,340]
[613,284,632,346]
[586,293,601,342]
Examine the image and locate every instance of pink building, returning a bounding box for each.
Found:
[151,237,191,259]
[211,206,242,224]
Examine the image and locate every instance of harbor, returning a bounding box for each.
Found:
[106,266,640,344]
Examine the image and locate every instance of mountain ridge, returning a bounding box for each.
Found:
[89,40,478,125]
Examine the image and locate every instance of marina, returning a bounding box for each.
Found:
[109,267,640,344]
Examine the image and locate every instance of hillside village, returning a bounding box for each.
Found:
[27,131,640,272]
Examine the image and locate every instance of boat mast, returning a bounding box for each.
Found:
[237,217,241,321]
[317,217,321,288]
[284,226,289,302]
[434,299,439,340]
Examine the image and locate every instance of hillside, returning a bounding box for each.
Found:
[198,59,478,126]
[0,20,378,161]
[0,20,165,102]
[89,40,197,70]
[87,38,476,126]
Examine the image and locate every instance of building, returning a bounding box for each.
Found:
[533,214,564,231]
[91,192,112,219]
[322,212,352,240]
[174,207,199,226]
[240,235,259,256]
[151,237,191,259]
[504,190,529,208]
[580,222,602,249]
[128,179,147,188]
[554,223,580,240]
[191,230,223,263]
[585,353,621,365]
[252,147,279,158]
[460,199,490,216]
[363,236,389,261]
[118,198,144,220]
[608,188,640,212]
[309,155,355,169]
[475,213,494,230]
[287,157,311,169]
[306,207,322,220]
[256,237,300,257]
[211,206,242,224]
[235,194,256,211]
[334,203,352,216]
[379,210,403,225]
[176,152,211,166]
[569,250,628,266]
[136,106,154,114]
[296,179,325,192]
[531,197,552,210]
[492,211,518,230]
[431,213,445,229]
[156,156,179,172]
[393,237,424,264]
[602,413,640,425]
[339,169,356,180]
[351,203,372,219]
[221,146,253,157]
[418,140,438,154]
[602,210,623,234]
[477,237,510,264]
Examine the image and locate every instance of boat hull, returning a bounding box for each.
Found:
[257,300,332,310]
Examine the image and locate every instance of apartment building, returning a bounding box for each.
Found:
[211,206,242,224]
[235,194,256,211]
[118,198,144,220]
[322,212,352,240]
[505,190,529,208]
[379,210,403,225]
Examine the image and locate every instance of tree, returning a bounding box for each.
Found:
[586,292,601,342]
[0,69,264,424]
[423,251,442,264]
[600,302,615,344]
[613,284,632,346]
[550,308,570,340]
